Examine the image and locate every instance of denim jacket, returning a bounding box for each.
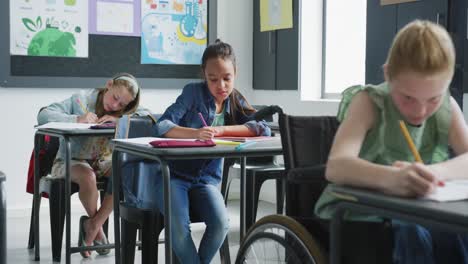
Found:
[155,82,271,184]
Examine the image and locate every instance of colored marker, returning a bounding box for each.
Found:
[235,141,257,151]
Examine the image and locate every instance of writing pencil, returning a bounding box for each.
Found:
[398,120,444,187]
[76,98,88,113]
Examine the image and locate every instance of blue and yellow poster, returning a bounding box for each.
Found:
[141,0,207,65]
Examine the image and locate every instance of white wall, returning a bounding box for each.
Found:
[1,0,341,211]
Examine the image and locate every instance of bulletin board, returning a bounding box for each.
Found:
[0,0,217,88]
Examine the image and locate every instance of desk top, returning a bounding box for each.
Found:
[36,127,115,136]
[329,184,468,226]
[112,137,283,160]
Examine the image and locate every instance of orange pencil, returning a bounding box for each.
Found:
[398,120,444,187]
[76,98,88,113]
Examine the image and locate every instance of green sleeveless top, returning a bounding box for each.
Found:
[314,83,451,221]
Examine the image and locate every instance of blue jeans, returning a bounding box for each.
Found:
[392,220,468,264]
[154,177,229,264]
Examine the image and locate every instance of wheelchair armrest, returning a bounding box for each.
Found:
[286,165,327,184]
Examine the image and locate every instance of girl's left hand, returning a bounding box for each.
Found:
[97,115,117,124]
[212,126,225,137]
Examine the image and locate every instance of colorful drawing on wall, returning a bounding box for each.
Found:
[10,0,88,58]
[89,0,141,36]
[141,0,208,65]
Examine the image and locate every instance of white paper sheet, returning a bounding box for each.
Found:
[423,180,468,202]
[35,122,96,130]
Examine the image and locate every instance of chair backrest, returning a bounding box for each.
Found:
[26,109,60,194]
[279,113,340,218]
[115,114,161,139]
[279,114,394,264]
[115,114,162,209]
[279,114,339,170]
[252,105,274,122]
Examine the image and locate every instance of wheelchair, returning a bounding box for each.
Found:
[235,107,393,264]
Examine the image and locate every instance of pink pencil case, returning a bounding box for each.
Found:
[149,139,216,148]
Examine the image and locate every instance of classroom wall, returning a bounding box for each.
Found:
[0,0,342,212]
[4,0,468,212]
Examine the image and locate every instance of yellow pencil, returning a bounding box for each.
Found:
[398,120,423,162]
[76,98,88,113]
[398,120,444,187]
[213,139,242,146]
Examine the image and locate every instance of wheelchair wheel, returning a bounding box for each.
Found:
[235,215,327,264]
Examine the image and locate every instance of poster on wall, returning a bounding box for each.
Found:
[89,0,141,36]
[260,0,293,32]
[10,0,88,58]
[141,0,208,65]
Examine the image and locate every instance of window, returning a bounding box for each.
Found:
[300,0,367,100]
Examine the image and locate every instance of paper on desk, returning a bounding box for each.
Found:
[423,180,468,202]
[35,122,97,130]
[113,137,200,146]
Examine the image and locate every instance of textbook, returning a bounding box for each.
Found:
[214,136,273,142]
[424,180,468,202]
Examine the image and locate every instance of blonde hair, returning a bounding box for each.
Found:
[95,72,140,117]
[385,20,455,81]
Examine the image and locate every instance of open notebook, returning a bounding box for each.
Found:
[423,180,468,202]
[35,122,115,130]
[35,122,97,130]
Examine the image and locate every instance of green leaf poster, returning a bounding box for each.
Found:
[10,0,88,58]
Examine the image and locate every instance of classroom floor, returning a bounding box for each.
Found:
[6,199,276,264]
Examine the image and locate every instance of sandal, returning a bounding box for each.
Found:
[94,232,111,255]
[78,215,91,258]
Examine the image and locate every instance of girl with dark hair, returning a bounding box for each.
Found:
[153,40,270,263]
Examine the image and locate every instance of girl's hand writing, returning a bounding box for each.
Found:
[384,161,439,198]
[196,127,219,140]
[77,112,98,123]
[97,115,118,124]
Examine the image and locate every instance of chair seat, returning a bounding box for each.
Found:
[39,175,79,195]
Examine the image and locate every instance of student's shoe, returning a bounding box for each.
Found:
[78,215,91,258]
[94,232,111,255]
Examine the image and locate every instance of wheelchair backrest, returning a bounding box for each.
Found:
[279,114,340,218]
[279,115,339,169]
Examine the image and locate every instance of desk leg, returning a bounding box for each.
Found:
[160,160,172,264]
[64,138,72,264]
[112,150,121,264]
[33,133,42,261]
[330,206,346,264]
[239,157,247,240]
